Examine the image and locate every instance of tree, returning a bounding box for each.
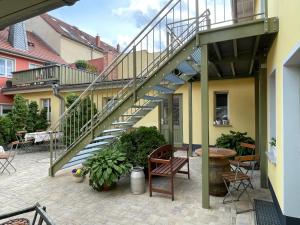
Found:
[63,93,97,145]
[27,101,39,132]
[37,108,48,131]
[0,114,14,145]
[12,94,28,131]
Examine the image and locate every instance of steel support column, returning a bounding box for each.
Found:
[188,81,193,156]
[158,103,162,133]
[201,44,210,209]
[168,94,174,146]
[258,60,268,188]
[255,74,260,156]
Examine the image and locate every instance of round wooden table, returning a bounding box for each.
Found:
[195,148,236,197]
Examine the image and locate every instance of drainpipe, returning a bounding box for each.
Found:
[52,84,65,117]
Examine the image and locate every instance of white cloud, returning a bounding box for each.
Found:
[113,0,165,16]
[116,34,134,50]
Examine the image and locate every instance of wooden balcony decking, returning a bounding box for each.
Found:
[11,65,98,87]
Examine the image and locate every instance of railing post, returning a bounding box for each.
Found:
[49,131,54,177]
[133,45,137,102]
[196,0,199,32]
[231,0,238,23]
[90,88,95,138]
[264,0,268,18]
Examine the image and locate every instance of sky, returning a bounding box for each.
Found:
[49,0,233,51]
[49,0,168,49]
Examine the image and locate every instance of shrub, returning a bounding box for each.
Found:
[27,101,39,132]
[37,108,48,130]
[0,115,14,145]
[84,145,131,191]
[63,93,97,145]
[87,64,98,73]
[12,94,28,131]
[215,130,255,155]
[75,60,88,70]
[118,126,166,168]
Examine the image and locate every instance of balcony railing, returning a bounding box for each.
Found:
[11,65,98,87]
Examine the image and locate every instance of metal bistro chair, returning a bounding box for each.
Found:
[0,203,55,225]
[16,131,34,152]
[0,141,18,175]
[229,143,259,189]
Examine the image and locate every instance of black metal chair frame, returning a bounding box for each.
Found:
[0,203,55,225]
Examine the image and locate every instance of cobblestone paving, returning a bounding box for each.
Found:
[0,151,271,225]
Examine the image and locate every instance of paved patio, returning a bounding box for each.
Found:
[0,150,271,225]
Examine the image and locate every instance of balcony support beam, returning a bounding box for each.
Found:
[201,44,210,209]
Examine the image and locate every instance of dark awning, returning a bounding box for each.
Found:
[0,0,78,29]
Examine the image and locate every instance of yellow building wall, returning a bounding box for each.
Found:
[266,0,300,211]
[60,37,104,64]
[137,78,255,144]
[117,50,160,79]
[21,91,61,127]
[20,88,122,128]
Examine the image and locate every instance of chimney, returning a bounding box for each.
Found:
[8,22,28,51]
[116,44,120,52]
[95,35,101,48]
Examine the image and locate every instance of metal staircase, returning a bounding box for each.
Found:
[49,0,211,176]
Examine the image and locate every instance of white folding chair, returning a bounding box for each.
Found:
[0,141,18,175]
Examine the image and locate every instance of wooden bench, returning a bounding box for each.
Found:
[148,144,190,201]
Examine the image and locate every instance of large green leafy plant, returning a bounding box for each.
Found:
[84,146,131,191]
[215,130,255,155]
[118,126,166,168]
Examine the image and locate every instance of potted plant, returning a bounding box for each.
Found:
[71,167,87,183]
[215,130,255,156]
[267,137,277,164]
[84,145,131,191]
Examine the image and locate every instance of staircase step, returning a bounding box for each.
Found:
[153,85,175,94]
[102,128,126,134]
[112,121,134,126]
[62,159,86,169]
[77,147,100,156]
[122,114,143,118]
[85,141,109,149]
[177,61,197,75]
[93,135,116,142]
[131,105,153,110]
[164,73,185,85]
[142,95,164,102]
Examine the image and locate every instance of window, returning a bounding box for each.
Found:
[0,104,12,116]
[29,63,41,69]
[0,57,15,77]
[214,92,229,125]
[41,99,51,121]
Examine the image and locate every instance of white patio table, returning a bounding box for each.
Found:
[25,131,63,143]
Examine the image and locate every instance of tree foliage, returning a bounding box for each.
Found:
[27,101,39,132]
[117,126,166,168]
[12,94,28,131]
[63,93,97,145]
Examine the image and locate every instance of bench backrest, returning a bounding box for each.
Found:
[149,144,173,160]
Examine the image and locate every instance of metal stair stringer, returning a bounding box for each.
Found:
[49,36,198,176]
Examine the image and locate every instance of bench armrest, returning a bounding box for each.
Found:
[150,158,171,164]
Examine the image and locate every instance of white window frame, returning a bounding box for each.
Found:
[0,104,13,116]
[29,63,41,69]
[214,91,230,124]
[0,57,16,77]
[41,98,51,121]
